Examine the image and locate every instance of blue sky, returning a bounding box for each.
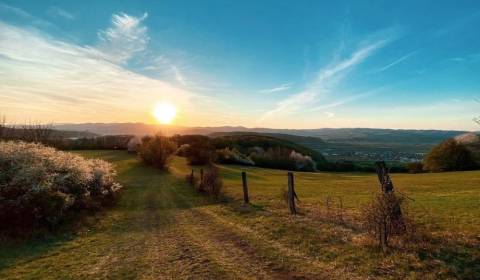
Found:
[0,0,479,130]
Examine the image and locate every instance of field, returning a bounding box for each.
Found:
[0,150,479,279]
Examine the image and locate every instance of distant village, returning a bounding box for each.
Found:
[322,151,426,163]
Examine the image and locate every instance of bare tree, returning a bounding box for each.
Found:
[21,122,54,143]
[0,115,5,139]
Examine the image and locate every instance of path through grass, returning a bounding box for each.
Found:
[0,151,478,279]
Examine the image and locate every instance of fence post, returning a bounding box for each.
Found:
[200,168,204,182]
[191,169,194,181]
[241,171,249,204]
[287,172,297,214]
[374,161,394,193]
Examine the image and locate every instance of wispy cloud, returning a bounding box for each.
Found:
[258,83,292,94]
[143,55,189,86]
[261,33,393,120]
[97,13,149,64]
[0,16,196,123]
[373,51,416,73]
[47,7,74,20]
[306,87,386,112]
[447,53,480,63]
[0,3,52,28]
[171,65,187,86]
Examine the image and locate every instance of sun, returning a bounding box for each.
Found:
[153,102,177,124]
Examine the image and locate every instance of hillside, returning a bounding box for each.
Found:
[211,134,327,168]
[455,132,480,162]
[53,123,469,162]
[2,151,478,279]
[54,123,467,142]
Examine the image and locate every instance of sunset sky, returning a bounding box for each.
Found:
[1,1,479,130]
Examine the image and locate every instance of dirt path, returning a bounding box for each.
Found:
[0,152,357,280]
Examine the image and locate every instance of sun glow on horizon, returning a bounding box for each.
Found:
[153,102,177,124]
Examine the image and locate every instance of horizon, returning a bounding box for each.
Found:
[1,1,480,130]
[52,122,473,133]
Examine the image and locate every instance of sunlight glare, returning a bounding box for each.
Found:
[153,102,177,124]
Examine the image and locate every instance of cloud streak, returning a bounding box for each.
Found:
[47,7,75,20]
[373,51,416,73]
[258,83,292,94]
[261,35,392,120]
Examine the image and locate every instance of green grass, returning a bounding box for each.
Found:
[199,159,480,233]
[0,150,478,279]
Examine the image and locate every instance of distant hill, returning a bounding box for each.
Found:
[1,126,97,139]
[210,131,325,145]
[54,123,467,142]
[53,123,471,161]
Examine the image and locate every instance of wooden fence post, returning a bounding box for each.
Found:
[374,161,405,251]
[241,171,249,204]
[189,169,195,185]
[287,172,297,214]
[200,168,204,182]
[374,161,394,193]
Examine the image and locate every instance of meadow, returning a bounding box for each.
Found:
[0,150,478,279]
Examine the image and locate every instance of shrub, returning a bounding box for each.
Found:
[290,150,317,171]
[138,135,177,170]
[362,193,406,252]
[216,147,255,166]
[406,162,424,173]
[0,141,121,232]
[423,139,476,172]
[127,136,141,153]
[197,165,223,199]
[249,147,316,171]
[171,135,216,165]
[211,134,328,169]
[250,147,295,170]
[176,144,190,157]
[186,142,216,165]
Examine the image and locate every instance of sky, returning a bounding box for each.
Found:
[0,0,479,130]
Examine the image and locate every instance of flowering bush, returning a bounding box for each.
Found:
[0,141,122,231]
[127,136,141,153]
[290,150,317,171]
[216,148,255,166]
[249,147,316,171]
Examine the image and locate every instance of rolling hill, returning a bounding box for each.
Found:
[53,123,471,162]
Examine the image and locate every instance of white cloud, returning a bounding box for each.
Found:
[0,19,196,123]
[47,7,74,20]
[260,36,391,120]
[97,13,149,64]
[258,83,292,94]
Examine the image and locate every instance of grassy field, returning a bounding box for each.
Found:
[0,150,479,279]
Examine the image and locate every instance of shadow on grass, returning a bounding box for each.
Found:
[418,241,480,279]
[0,155,217,272]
